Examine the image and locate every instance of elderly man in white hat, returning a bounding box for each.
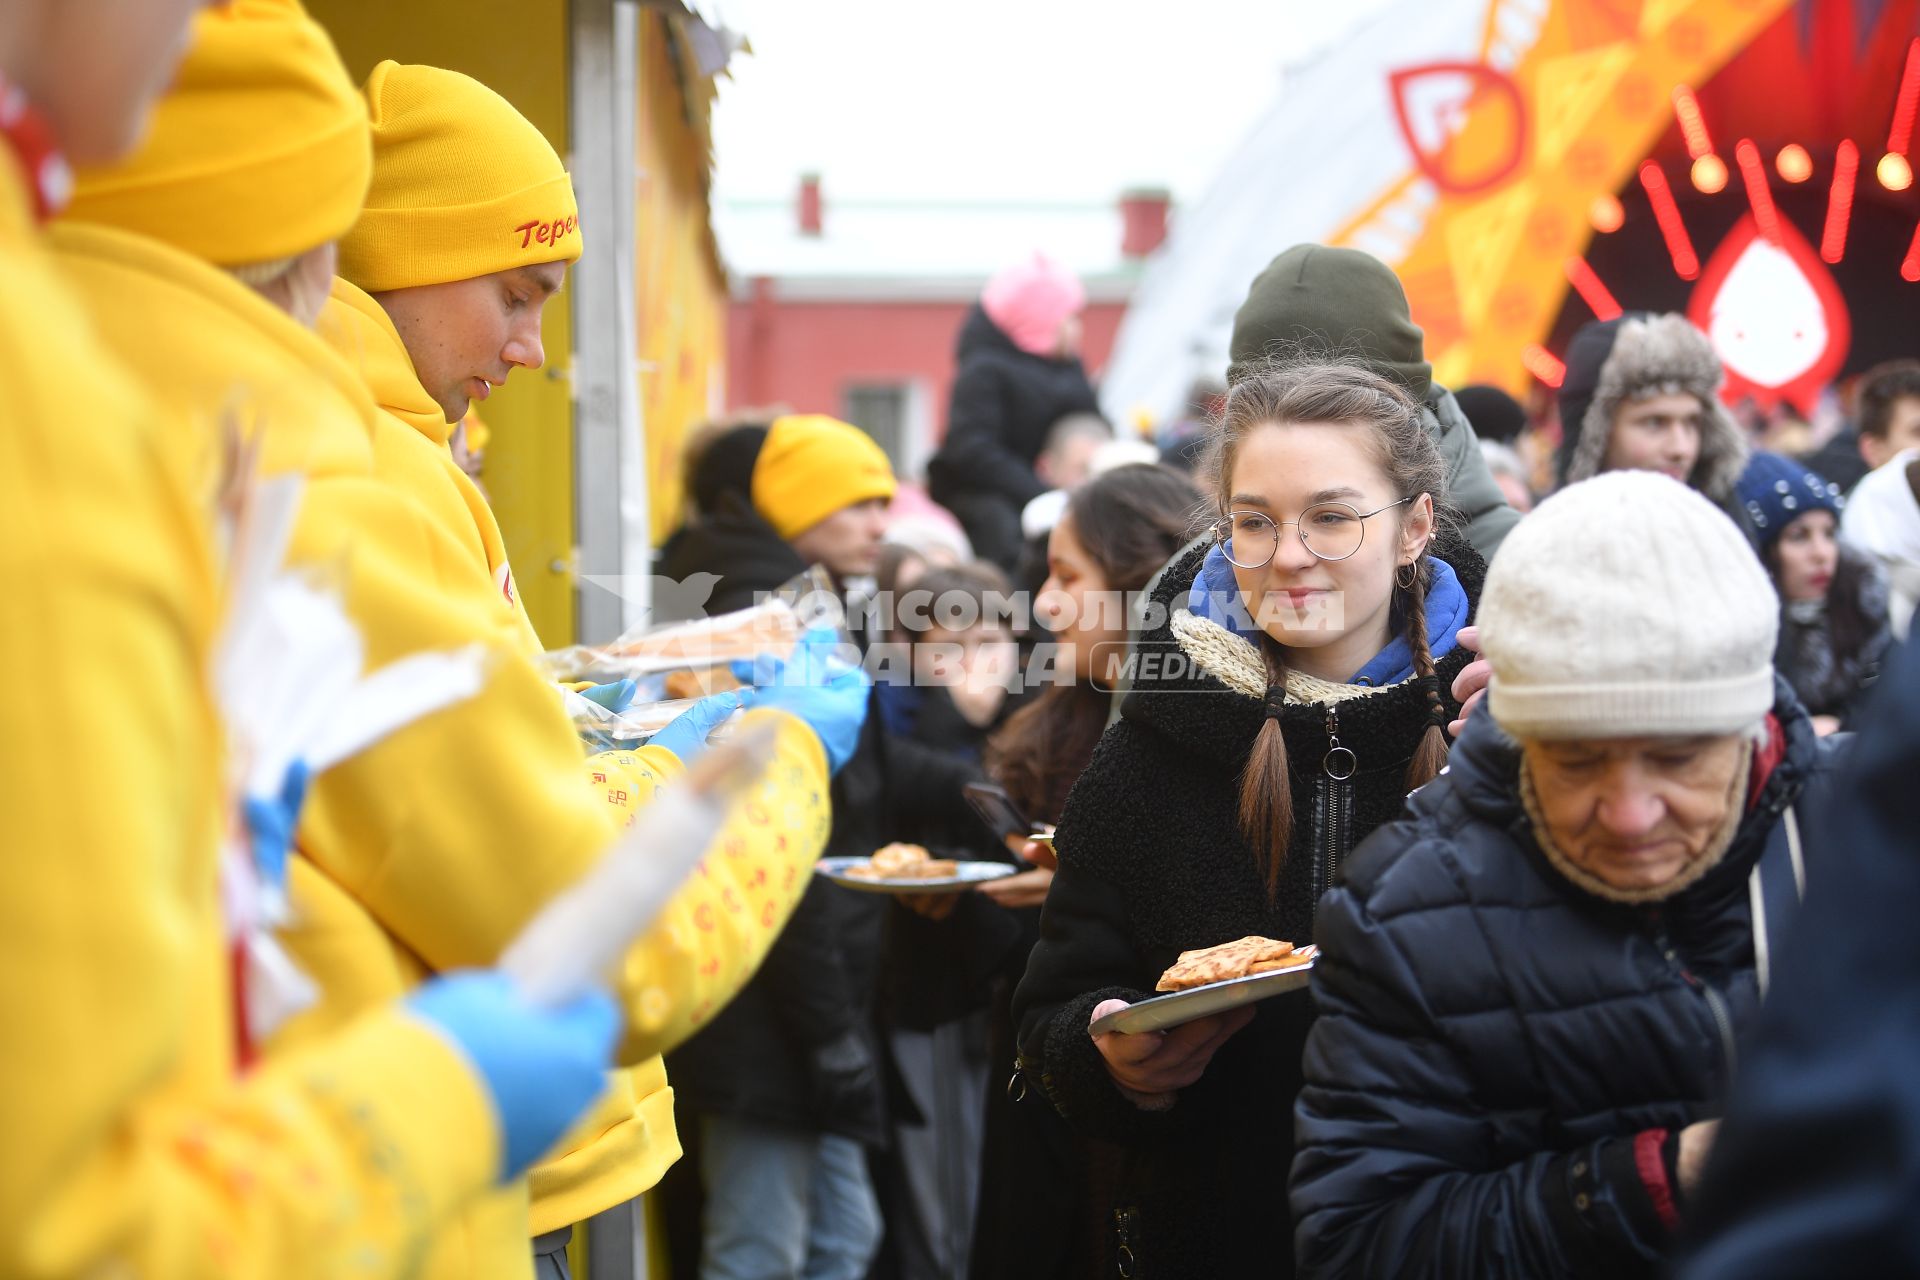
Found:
[1288,471,1849,1280]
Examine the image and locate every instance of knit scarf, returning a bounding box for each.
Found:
[1171,609,1397,707]
[1517,736,1754,905]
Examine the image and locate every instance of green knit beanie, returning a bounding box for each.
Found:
[1226,244,1433,401]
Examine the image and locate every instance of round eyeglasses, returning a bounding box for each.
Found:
[1211,496,1416,568]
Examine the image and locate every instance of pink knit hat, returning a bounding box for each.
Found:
[981,254,1086,356]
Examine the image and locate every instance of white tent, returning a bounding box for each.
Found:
[1099,0,1493,426]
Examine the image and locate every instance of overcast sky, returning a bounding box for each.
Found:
[705,0,1394,207]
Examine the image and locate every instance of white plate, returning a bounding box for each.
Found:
[816,856,1019,895]
[1087,953,1317,1036]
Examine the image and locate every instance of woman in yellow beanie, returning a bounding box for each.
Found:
[0,2,623,1278]
[52,5,853,1280]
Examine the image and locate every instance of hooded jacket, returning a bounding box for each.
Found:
[1011,536,1482,1279]
[5,155,508,1279]
[1290,685,1842,1279]
[1225,245,1520,562]
[318,276,771,1236]
[926,304,1102,569]
[319,277,542,653]
[51,219,832,1279]
[1555,314,1750,509]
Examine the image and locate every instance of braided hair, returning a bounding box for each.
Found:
[1198,355,1452,896]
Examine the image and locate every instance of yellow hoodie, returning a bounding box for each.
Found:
[51,220,833,1279]
[316,278,713,1235]
[0,160,505,1276]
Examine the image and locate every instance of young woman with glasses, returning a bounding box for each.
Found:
[1010,358,1485,1278]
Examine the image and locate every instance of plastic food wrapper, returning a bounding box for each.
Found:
[213,463,487,1052]
[548,566,852,751]
[541,565,849,684]
[561,688,715,752]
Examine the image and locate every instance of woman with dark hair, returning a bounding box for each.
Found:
[1735,452,1892,733]
[901,464,1198,1280]
[1011,359,1484,1278]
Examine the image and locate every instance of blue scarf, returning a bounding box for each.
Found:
[1184,543,1467,685]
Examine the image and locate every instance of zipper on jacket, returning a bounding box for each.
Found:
[1113,1206,1140,1279]
[1007,1054,1034,1103]
[1652,915,1740,1077]
[1319,706,1357,897]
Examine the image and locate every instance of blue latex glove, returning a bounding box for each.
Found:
[730,625,871,775]
[649,688,752,763]
[405,971,619,1182]
[577,679,638,713]
[241,759,310,894]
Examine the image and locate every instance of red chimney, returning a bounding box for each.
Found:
[1119,187,1170,258]
[798,173,823,237]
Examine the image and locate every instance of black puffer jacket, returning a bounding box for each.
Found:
[1291,683,1845,1279]
[1011,537,1482,1279]
[926,305,1100,570]
[658,499,989,1142]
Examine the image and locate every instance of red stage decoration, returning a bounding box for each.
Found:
[1688,214,1851,415]
[1564,256,1624,319]
[1822,140,1860,263]
[1640,161,1701,279]
[1776,144,1813,182]
[1388,62,1530,196]
[1520,343,1566,388]
[1674,85,1728,193]
[1902,220,1920,282]
[1735,139,1783,241]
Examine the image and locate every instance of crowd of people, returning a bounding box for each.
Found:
[11,3,1920,1280]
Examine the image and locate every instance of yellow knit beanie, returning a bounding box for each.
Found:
[339,61,581,293]
[751,415,898,540]
[64,0,368,267]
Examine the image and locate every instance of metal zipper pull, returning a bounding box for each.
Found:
[1323,706,1356,780]
[1114,1207,1140,1279]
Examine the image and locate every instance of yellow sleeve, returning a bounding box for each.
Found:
[583,707,832,1060]
[0,326,497,1275]
[286,470,830,1059]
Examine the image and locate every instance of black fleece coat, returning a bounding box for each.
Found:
[926,305,1100,570]
[1291,684,1844,1279]
[1011,537,1482,1279]
[657,499,991,1141]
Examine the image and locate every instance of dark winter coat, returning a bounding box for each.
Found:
[1679,632,1920,1278]
[926,305,1100,570]
[1796,428,1872,495]
[1011,537,1482,1279]
[658,498,989,1142]
[1291,683,1844,1279]
[1775,544,1892,724]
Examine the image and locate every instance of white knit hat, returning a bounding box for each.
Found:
[1481,471,1777,739]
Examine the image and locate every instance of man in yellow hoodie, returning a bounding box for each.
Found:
[2,1,627,1277]
[319,58,578,648]
[51,4,865,1278]
[312,58,839,1275]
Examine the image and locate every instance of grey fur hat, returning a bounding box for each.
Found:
[1554,313,1748,502]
